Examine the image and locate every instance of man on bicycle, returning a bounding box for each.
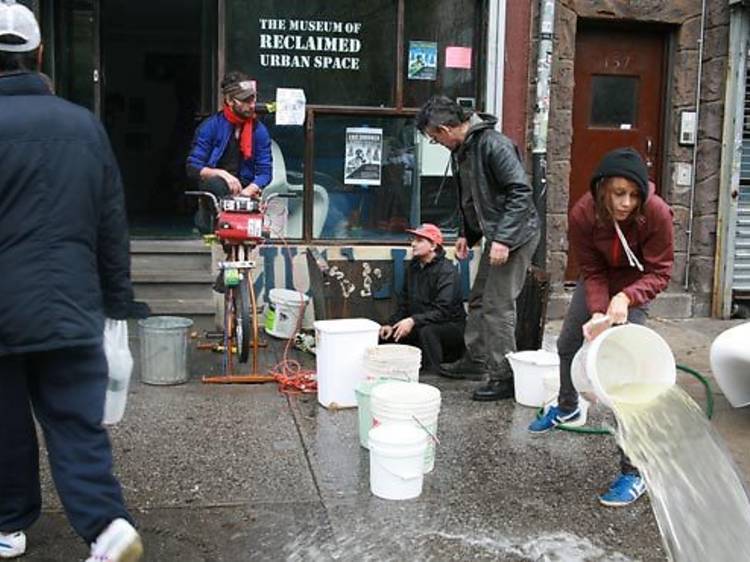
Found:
[186,71,273,233]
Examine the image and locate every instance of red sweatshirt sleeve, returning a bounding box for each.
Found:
[620,197,674,307]
[569,198,611,314]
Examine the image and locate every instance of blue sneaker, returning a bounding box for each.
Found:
[528,405,581,433]
[599,473,647,507]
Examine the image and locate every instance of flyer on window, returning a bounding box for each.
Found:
[408,41,438,80]
[275,88,306,125]
[344,127,382,186]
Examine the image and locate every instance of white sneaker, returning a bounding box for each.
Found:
[0,531,26,559]
[85,518,143,562]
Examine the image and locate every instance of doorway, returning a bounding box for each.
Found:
[51,0,218,238]
[99,0,215,237]
[567,24,666,279]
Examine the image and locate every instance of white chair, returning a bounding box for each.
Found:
[263,140,329,238]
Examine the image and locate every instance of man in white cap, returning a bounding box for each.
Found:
[0,1,143,560]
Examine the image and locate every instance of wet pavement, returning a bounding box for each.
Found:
[22,317,749,561]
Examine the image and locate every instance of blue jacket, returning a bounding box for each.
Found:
[186,111,273,188]
[0,71,134,355]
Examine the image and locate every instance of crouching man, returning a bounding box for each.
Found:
[380,224,466,374]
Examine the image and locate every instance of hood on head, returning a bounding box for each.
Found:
[589,147,649,202]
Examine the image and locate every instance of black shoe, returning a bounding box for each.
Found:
[212,271,226,294]
[195,200,215,234]
[472,379,515,402]
[439,356,486,380]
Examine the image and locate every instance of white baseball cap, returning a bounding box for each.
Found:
[0,0,41,53]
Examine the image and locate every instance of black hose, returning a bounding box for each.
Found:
[537,363,714,435]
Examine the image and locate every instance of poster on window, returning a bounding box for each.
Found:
[275,88,306,125]
[408,41,437,80]
[344,127,382,185]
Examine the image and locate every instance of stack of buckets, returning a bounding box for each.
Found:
[356,345,442,501]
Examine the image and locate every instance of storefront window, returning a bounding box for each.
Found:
[226,0,397,106]
[312,115,417,240]
[403,0,482,108]
[226,0,481,242]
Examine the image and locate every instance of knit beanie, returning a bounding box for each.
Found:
[589,147,649,202]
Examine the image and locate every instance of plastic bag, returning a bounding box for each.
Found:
[102,318,134,425]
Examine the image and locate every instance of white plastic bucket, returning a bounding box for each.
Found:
[265,288,310,339]
[542,370,560,405]
[314,318,380,409]
[710,322,750,408]
[368,423,428,500]
[506,350,560,408]
[364,344,422,382]
[370,381,441,473]
[585,324,676,407]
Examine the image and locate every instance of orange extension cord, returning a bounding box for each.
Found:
[262,201,317,395]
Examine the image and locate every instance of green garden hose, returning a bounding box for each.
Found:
[538,364,714,436]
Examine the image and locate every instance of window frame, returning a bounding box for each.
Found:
[220,0,487,244]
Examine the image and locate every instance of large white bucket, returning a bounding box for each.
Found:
[364,344,422,382]
[369,423,428,500]
[582,324,676,407]
[265,288,310,339]
[506,350,559,408]
[370,381,441,473]
[314,318,380,409]
[710,322,750,408]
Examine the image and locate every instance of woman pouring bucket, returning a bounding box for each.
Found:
[528,148,674,507]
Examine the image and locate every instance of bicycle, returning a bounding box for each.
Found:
[185,190,289,383]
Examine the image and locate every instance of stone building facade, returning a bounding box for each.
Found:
[539,0,730,317]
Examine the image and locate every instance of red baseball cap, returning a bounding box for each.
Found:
[405,223,444,246]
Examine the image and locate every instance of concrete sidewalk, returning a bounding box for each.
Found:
[19,317,749,561]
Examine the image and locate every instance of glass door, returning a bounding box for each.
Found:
[53,0,100,114]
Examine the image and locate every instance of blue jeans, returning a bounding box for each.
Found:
[0,345,133,543]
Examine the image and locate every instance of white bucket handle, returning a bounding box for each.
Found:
[373,456,424,481]
[412,415,440,445]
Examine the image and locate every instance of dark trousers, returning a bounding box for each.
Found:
[0,346,132,543]
[557,282,647,475]
[193,176,231,233]
[464,232,539,381]
[388,322,465,373]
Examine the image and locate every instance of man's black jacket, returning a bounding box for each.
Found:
[452,113,539,250]
[389,248,465,327]
[0,71,134,355]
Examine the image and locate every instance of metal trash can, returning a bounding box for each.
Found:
[137,316,193,385]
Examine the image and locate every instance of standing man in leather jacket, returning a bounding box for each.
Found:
[415,96,540,401]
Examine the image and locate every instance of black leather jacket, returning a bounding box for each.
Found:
[452,114,539,251]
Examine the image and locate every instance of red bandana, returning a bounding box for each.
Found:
[222,105,254,159]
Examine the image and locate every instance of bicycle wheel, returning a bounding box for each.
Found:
[234,274,251,363]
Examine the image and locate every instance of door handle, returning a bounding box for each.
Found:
[645,137,654,169]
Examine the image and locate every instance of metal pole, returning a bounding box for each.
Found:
[531,0,556,268]
[684,0,708,290]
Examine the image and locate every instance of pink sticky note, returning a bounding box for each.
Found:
[445,46,472,69]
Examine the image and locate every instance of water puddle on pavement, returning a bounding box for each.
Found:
[429,531,632,561]
[613,384,750,561]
